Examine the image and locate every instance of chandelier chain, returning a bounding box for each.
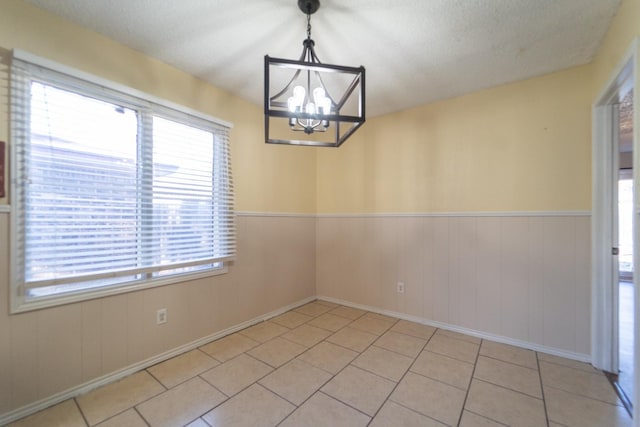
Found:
[306,12,312,40]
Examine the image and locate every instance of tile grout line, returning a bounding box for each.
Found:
[463,408,511,426]
[536,351,552,427]
[364,327,437,425]
[318,390,374,420]
[258,359,335,409]
[277,313,400,425]
[71,397,90,427]
[403,365,470,393]
[478,352,540,371]
[192,353,276,422]
[274,339,374,425]
[472,377,547,402]
[455,337,483,427]
[471,354,548,400]
[122,374,169,425]
[543,383,631,408]
[79,371,166,427]
[182,345,279,422]
[539,351,631,409]
[143,367,169,391]
[311,319,397,422]
[132,406,151,427]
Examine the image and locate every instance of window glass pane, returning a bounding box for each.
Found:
[26,82,139,288]
[151,116,215,275]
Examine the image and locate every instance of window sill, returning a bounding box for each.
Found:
[10,265,229,314]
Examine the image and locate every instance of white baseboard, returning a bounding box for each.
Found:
[0,295,316,426]
[317,295,591,364]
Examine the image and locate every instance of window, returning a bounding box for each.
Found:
[10,51,235,312]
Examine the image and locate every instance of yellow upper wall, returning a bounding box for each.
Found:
[0,0,317,213]
[317,0,639,214]
[317,64,593,213]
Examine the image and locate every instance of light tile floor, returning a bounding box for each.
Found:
[8,300,633,427]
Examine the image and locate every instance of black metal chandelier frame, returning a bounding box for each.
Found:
[264,0,366,147]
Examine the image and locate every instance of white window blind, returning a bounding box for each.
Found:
[10,51,235,310]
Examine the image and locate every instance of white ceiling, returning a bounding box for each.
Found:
[24,0,621,118]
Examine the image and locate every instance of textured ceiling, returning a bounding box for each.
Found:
[24,0,621,118]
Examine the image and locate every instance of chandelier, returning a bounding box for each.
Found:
[264,0,366,147]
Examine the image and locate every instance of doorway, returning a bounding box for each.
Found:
[591,37,638,421]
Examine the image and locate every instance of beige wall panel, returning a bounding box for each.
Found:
[475,217,502,336]
[431,217,451,324]
[225,216,251,322]
[101,295,129,374]
[449,217,478,329]
[0,216,11,412]
[541,217,579,351]
[9,311,38,409]
[397,217,425,318]
[141,286,170,359]
[0,312,10,414]
[281,217,317,302]
[420,217,435,320]
[36,305,83,398]
[343,218,367,304]
[167,280,202,346]
[527,217,547,347]
[315,218,333,297]
[357,220,377,308]
[205,268,238,333]
[164,281,200,350]
[126,291,147,365]
[264,217,298,310]
[500,217,530,341]
[316,215,590,356]
[0,327,9,414]
[366,217,398,310]
[80,300,103,382]
[315,217,346,300]
[240,216,270,316]
[574,217,592,356]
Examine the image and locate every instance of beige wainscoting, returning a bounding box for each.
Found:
[0,212,316,421]
[316,213,591,359]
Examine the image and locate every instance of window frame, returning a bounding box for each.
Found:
[9,50,235,313]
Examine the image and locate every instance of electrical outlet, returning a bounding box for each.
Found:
[396,282,405,293]
[156,308,167,325]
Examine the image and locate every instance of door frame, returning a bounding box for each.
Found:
[592,36,639,421]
